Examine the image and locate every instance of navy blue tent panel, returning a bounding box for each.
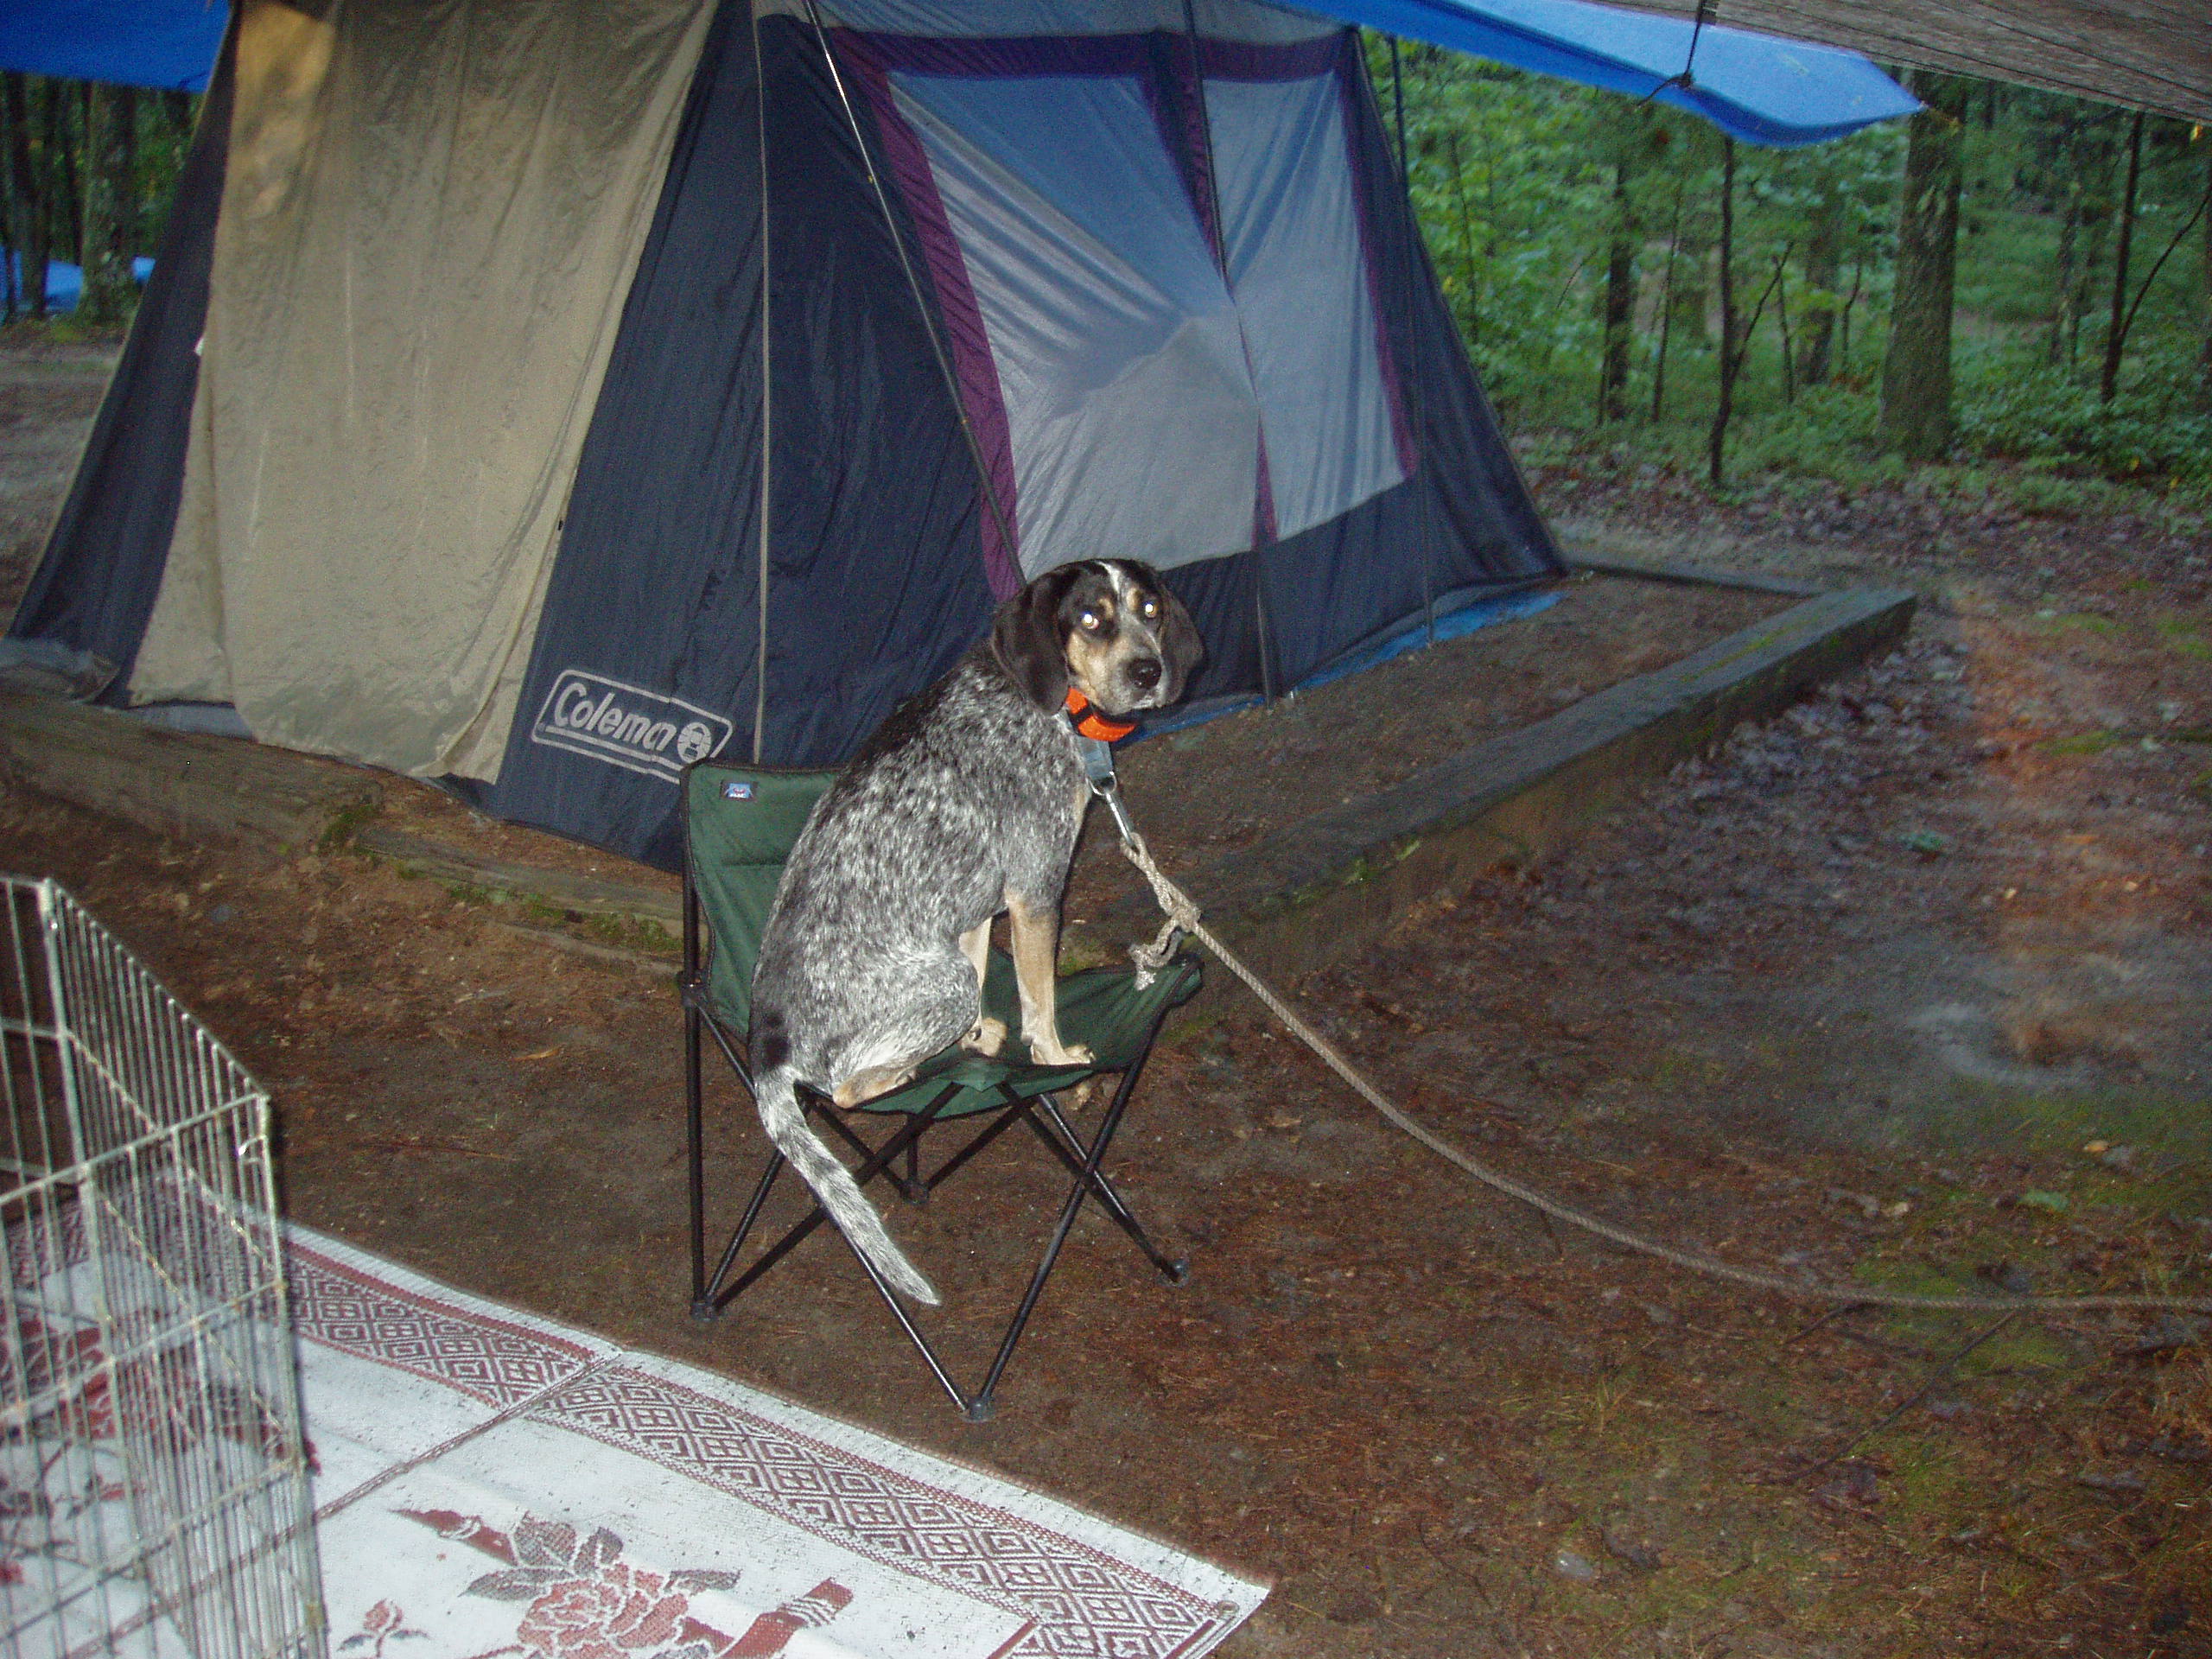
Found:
[476,9,1000,870]
[9,23,233,695]
[0,0,227,91]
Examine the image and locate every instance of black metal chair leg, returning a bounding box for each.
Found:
[814,1101,929,1205]
[696,1151,785,1319]
[968,1035,1171,1418]
[683,878,709,1313]
[846,1241,982,1418]
[685,998,709,1309]
[705,1087,959,1314]
[1028,1095,1188,1283]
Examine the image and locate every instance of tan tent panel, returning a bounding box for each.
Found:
[132,0,715,780]
[1630,0,2212,123]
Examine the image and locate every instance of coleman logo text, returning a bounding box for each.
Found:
[529,670,733,784]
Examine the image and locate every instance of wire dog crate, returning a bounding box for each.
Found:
[2,877,323,1657]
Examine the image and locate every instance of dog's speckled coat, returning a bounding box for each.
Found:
[748,561,1203,1304]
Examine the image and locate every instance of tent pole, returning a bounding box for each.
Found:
[1386,33,1436,652]
[752,3,773,763]
[801,0,1020,575]
[1181,1,1275,703]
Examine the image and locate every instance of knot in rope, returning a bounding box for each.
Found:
[1113,823,1200,988]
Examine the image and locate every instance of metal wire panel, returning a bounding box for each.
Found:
[3,877,324,1659]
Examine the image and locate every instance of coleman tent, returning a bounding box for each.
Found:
[6,0,1913,868]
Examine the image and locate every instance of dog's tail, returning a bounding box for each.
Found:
[753,1065,941,1306]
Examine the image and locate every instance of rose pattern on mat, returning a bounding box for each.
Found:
[400,1508,854,1659]
[341,1599,429,1657]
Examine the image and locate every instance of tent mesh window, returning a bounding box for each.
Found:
[1,878,322,1658]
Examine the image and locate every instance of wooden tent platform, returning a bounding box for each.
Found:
[0,557,1911,983]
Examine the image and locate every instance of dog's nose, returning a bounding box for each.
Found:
[1128,656,1161,690]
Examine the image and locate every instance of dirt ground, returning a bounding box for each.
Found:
[3,329,2209,1656]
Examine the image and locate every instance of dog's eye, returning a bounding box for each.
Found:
[1078,611,1101,632]
[1139,597,1159,620]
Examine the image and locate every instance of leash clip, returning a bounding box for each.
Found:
[1065,704,1135,844]
[1090,775,1139,845]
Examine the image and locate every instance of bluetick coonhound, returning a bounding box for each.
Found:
[747,559,1204,1305]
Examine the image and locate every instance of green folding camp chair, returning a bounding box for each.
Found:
[680,757,1203,1420]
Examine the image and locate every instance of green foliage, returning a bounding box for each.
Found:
[1955,340,2212,482]
[1363,36,2212,501]
[1,76,199,324]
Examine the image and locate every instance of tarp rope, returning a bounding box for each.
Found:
[1094,778,2212,1319]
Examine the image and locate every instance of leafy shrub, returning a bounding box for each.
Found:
[1955,341,2212,483]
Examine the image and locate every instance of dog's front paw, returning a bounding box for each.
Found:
[963,1016,1009,1058]
[1028,1037,1093,1068]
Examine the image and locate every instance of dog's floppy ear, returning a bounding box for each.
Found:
[990,564,1081,711]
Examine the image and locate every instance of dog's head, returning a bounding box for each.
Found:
[990,559,1203,720]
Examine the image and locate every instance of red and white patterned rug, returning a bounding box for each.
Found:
[292,1231,1267,1659]
[6,1221,1268,1659]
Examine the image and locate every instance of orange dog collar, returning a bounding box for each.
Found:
[1064,688,1135,742]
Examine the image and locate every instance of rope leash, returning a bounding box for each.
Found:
[1094,779,2212,1319]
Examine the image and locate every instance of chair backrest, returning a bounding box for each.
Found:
[683,760,838,1031]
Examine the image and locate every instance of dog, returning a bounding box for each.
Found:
[747,559,1203,1305]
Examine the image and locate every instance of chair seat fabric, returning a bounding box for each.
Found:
[851,950,1203,1119]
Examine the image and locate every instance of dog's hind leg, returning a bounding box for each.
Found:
[1007,892,1090,1067]
[957,918,1007,1057]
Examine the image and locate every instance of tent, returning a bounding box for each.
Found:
[6,0,1911,870]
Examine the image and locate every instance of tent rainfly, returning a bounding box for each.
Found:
[7,0,1910,870]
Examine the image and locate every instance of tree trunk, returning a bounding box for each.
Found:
[1839,257,1862,379]
[3,73,47,318]
[0,74,16,320]
[1800,186,1840,386]
[49,84,78,276]
[2068,209,2109,366]
[1707,137,1737,487]
[2050,183,2081,365]
[79,81,130,325]
[1775,257,1794,401]
[2044,109,2088,365]
[1649,187,1683,423]
[1878,72,1969,461]
[115,85,137,265]
[1596,143,1637,425]
[2098,108,2145,404]
[1446,130,1479,347]
[2200,140,2212,415]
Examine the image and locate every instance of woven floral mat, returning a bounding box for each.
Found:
[4,1216,1265,1659]
[294,1230,1267,1659]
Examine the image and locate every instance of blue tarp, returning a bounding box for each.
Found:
[0,0,1911,144]
[7,254,156,312]
[0,0,226,91]
[1332,0,1919,145]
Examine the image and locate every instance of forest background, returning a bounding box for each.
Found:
[3,46,2210,518]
